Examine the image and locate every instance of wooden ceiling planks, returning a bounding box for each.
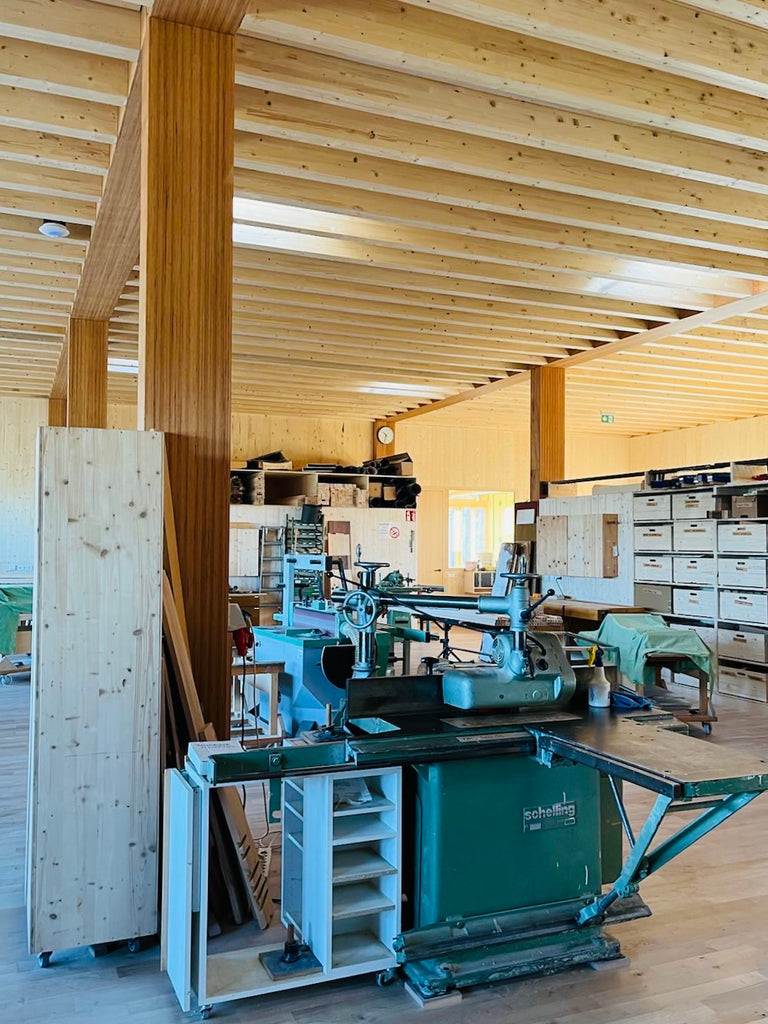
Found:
[0,0,767,434]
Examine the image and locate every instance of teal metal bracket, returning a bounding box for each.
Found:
[578,787,761,925]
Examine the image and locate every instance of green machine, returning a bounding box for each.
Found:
[167,565,768,1013]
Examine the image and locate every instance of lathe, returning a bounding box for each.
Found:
[165,563,768,1015]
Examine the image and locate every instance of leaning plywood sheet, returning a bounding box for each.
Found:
[27,428,164,954]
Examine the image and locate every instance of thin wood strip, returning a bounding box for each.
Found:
[163,445,189,647]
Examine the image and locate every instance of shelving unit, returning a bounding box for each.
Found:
[633,482,768,704]
[230,468,419,509]
[288,768,402,976]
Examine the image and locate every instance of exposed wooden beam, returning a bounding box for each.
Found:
[67,318,107,427]
[0,36,129,106]
[152,0,251,33]
[239,0,768,149]
[0,0,141,61]
[402,0,768,97]
[0,83,118,141]
[71,60,141,319]
[388,289,768,421]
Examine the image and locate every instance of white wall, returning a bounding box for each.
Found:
[0,398,48,577]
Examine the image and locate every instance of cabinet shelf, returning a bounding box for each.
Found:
[332,849,398,885]
[331,931,392,969]
[332,883,395,920]
[333,795,395,817]
[332,817,397,846]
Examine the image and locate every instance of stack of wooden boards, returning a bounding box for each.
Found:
[161,465,273,933]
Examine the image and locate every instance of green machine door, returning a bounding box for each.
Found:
[411,754,603,927]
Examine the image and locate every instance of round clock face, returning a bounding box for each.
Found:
[377,425,395,445]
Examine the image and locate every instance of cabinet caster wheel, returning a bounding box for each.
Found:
[38,951,52,969]
[198,1006,213,1020]
[127,936,151,954]
[702,723,712,736]
[376,968,398,987]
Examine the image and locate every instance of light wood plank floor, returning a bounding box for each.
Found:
[3,675,768,1024]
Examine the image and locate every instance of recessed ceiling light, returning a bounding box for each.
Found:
[38,220,70,238]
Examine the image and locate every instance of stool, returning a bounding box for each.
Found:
[641,654,716,734]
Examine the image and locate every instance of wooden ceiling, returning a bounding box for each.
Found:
[3,0,768,434]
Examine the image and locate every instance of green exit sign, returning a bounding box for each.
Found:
[600,413,615,424]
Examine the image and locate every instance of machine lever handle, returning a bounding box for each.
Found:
[521,588,555,621]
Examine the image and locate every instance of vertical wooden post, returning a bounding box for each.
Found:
[48,398,67,427]
[139,18,233,737]
[67,318,108,428]
[372,419,396,460]
[530,366,565,500]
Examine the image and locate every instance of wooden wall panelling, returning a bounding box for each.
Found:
[230,413,371,468]
[566,513,619,578]
[530,365,565,500]
[139,18,234,737]
[537,515,568,575]
[27,427,164,954]
[67,318,108,428]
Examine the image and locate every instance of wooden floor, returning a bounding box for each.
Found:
[3,675,768,1024]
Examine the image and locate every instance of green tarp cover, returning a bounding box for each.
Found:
[578,613,714,690]
[0,586,33,656]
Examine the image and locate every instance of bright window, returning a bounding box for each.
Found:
[447,491,515,569]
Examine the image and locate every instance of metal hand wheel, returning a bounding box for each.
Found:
[340,590,378,631]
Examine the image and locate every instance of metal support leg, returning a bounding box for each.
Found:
[578,793,672,925]
[607,775,635,846]
[645,791,760,876]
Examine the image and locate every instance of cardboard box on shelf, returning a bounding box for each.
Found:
[732,494,768,519]
[368,481,383,500]
[383,485,397,502]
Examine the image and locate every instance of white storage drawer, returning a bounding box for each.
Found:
[718,521,768,553]
[634,524,672,552]
[718,557,768,589]
[633,494,671,521]
[634,555,672,583]
[719,589,768,626]
[672,491,716,520]
[672,556,714,585]
[718,627,768,664]
[718,665,768,702]
[673,587,716,619]
[670,621,717,649]
[672,520,715,552]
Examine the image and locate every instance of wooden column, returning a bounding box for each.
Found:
[67,318,108,428]
[530,365,565,501]
[139,17,233,737]
[48,397,67,426]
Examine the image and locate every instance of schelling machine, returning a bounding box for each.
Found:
[165,563,768,1015]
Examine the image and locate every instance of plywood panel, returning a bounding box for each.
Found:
[537,515,568,575]
[539,492,634,604]
[27,427,163,954]
[566,513,619,578]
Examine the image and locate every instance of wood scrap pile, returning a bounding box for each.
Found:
[161,456,273,932]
